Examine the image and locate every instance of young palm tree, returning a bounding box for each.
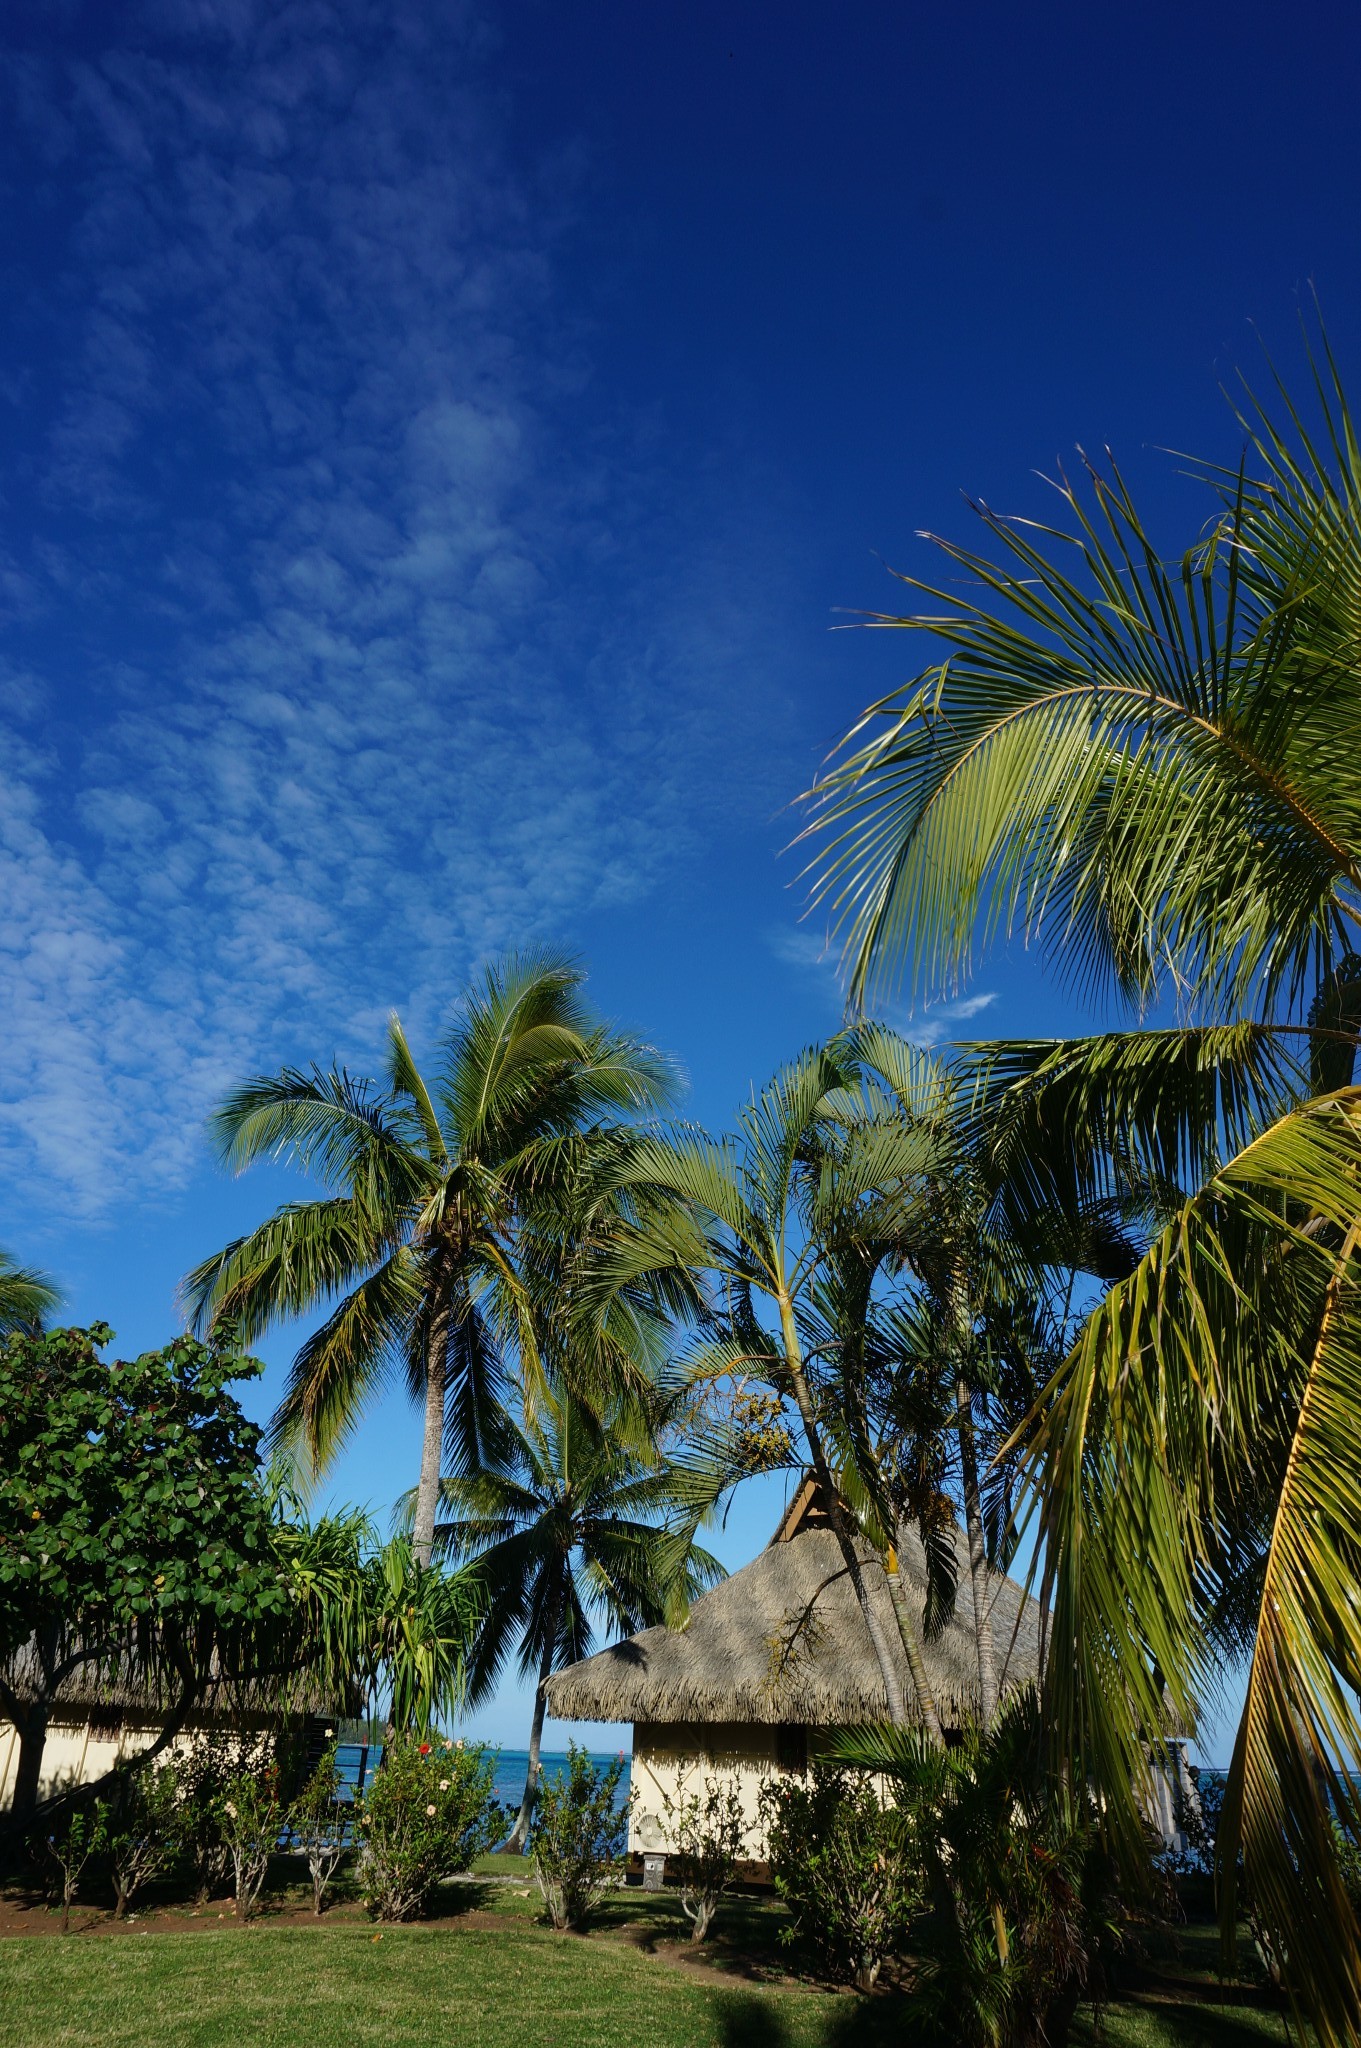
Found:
[799,333,1361,2042]
[433,1385,722,1851]
[0,1251,61,1337]
[185,954,676,1565]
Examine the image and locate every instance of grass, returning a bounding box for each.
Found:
[0,1886,1297,2048]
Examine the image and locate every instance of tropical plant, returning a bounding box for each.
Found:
[218,1762,283,1920]
[106,1760,182,1919]
[660,1769,748,1942]
[431,1379,720,1851]
[0,1251,60,1338]
[529,1745,630,1932]
[175,1732,260,1902]
[355,1733,499,1922]
[761,1762,920,1993]
[799,325,1361,2041]
[833,1693,1117,2045]
[289,1740,347,1914]
[184,953,677,1567]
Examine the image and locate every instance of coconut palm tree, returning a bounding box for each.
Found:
[587,1044,949,1728]
[0,1252,60,1337]
[184,953,677,1566]
[432,1384,722,1851]
[799,331,1361,2042]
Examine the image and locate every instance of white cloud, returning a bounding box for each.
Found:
[0,5,800,1222]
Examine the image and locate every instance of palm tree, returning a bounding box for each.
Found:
[432,1384,722,1851]
[810,1024,1122,1737]
[0,1252,60,1337]
[799,331,1361,2041]
[185,953,676,1565]
[590,1045,948,1728]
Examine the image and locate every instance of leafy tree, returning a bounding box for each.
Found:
[433,1383,722,1851]
[0,1326,287,1822]
[185,952,676,1565]
[799,327,1361,2041]
[0,1250,60,1338]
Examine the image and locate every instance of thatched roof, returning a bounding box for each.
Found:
[0,1640,349,1722]
[546,1478,1044,1728]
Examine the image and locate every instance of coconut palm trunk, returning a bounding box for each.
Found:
[887,1517,945,1746]
[956,1374,999,1729]
[778,1296,910,1726]
[412,1280,454,1570]
[504,1575,564,1854]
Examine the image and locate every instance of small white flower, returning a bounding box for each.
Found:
[324,1728,334,1738]
[223,1802,237,1820]
[439,1780,449,1791]
[426,1804,437,1817]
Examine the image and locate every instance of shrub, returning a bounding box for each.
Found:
[218,1762,283,1921]
[106,1760,183,1919]
[176,1732,271,1903]
[356,1734,499,1922]
[660,1769,746,1942]
[530,1746,630,1932]
[762,1765,919,1993]
[290,1740,348,1915]
[38,1801,109,1932]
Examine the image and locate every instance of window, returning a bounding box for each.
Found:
[775,1724,807,1774]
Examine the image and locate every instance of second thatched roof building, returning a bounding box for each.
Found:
[545,1474,1045,1864]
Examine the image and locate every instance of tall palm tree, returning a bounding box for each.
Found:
[433,1384,722,1851]
[589,1045,947,1728]
[798,331,1361,2042]
[185,953,676,1565]
[0,1251,60,1337]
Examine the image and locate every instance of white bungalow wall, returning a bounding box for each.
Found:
[0,1716,275,1810]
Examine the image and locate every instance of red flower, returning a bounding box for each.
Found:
[419,1743,431,1755]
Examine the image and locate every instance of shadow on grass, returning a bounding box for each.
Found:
[713,1990,907,2047]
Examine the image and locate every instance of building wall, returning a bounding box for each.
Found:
[0,1715,281,1811]
[630,1720,817,1859]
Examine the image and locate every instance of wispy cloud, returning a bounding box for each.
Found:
[0,5,800,1218]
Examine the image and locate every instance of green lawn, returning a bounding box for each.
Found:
[0,1891,1294,2048]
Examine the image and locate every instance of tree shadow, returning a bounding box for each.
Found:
[713,1990,908,2047]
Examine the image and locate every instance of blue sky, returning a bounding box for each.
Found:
[2,0,1358,1755]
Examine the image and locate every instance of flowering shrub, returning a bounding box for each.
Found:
[176,1731,271,1902]
[356,1735,499,1922]
[217,1763,283,1921]
[660,1769,746,1942]
[530,1746,631,1932]
[762,1766,919,1992]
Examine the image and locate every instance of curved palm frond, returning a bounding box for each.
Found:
[0,1250,61,1337]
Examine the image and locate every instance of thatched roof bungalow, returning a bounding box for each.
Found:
[545,1475,1045,1862]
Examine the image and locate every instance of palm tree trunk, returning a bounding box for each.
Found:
[956,1374,999,1728]
[887,1516,945,1747]
[778,1298,909,1727]
[412,1288,453,1569]
[505,1576,564,1854]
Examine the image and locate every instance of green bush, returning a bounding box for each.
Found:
[175,1732,271,1903]
[762,1765,919,1992]
[530,1746,630,1932]
[37,1801,109,1932]
[289,1741,348,1915]
[218,1762,283,1921]
[106,1760,183,1919]
[356,1735,499,1922]
[660,1769,746,1942]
